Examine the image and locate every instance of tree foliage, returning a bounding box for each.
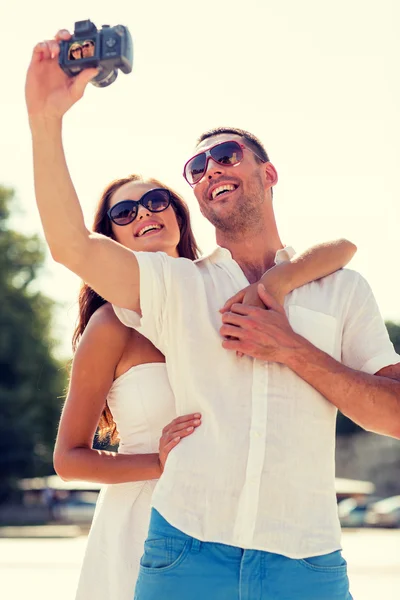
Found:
[336,320,400,436]
[0,186,67,501]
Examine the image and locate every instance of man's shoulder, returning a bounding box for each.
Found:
[286,268,370,315]
[305,267,365,292]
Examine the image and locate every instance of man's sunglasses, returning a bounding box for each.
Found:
[107,188,172,226]
[183,140,266,186]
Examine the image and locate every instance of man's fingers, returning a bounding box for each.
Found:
[54,29,72,42]
[221,310,251,326]
[220,289,246,313]
[32,41,51,62]
[257,284,285,314]
[220,324,243,339]
[72,68,100,97]
[221,338,243,351]
[31,39,61,63]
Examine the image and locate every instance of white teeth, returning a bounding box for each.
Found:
[211,184,235,200]
[137,224,162,237]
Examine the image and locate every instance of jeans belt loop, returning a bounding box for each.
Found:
[190,538,201,553]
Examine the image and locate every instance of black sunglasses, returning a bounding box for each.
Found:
[183,140,266,186]
[107,188,172,226]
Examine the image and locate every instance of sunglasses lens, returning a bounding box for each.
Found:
[211,141,243,166]
[143,189,171,212]
[186,154,207,185]
[110,201,137,225]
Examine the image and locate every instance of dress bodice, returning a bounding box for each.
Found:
[107,362,176,455]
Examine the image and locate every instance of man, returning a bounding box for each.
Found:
[113,128,400,600]
[82,40,95,58]
[26,35,400,598]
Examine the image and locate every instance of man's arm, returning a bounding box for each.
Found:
[30,119,141,311]
[282,333,400,439]
[26,34,140,312]
[220,285,400,439]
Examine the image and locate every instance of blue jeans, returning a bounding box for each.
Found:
[134,509,353,600]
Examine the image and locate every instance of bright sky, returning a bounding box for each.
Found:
[2,0,400,358]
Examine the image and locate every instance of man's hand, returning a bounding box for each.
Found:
[26,29,98,121]
[158,413,201,472]
[220,284,302,362]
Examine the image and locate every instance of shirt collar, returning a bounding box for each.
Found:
[195,245,296,266]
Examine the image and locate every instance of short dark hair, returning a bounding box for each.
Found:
[196,127,270,163]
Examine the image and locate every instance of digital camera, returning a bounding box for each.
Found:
[59,20,133,88]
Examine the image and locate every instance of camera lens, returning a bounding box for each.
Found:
[91,67,118,88]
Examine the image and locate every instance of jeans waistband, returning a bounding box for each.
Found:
[149,508,194,542]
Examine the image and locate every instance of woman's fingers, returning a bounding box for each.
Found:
[163,418,201,439]
[160,426,197,456]
[169,418,201,434]
[162,413,201,434]
[163,436,181,453]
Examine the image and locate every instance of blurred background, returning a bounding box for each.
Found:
[1,0,400,598]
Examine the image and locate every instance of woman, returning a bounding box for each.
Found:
[55,175,204,599]
[26,31,357,600]
[68,42,82,60]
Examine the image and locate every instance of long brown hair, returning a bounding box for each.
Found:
[72,174,200,445]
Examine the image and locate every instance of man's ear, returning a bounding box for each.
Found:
[265,162,278,188]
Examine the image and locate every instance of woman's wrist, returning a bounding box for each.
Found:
[260,262,293,301]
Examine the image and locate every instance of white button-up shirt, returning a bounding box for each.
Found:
[114,247,399,558]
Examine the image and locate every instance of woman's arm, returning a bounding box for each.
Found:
[261,238,357,303]
[222,239,357,312]
[54,305,199,484]
[25,32,140,311]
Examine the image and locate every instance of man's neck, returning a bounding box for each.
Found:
[216,230,284,283]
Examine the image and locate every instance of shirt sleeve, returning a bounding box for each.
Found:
[341,273,400,374]
[112,251,172,352]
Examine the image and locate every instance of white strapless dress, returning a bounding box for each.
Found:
[75,363,176,600]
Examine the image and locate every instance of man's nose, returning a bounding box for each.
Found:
[205,157,223,180]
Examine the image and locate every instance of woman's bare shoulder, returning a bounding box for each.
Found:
[79,303,131,352]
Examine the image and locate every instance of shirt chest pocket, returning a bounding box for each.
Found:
[287,305,337,358]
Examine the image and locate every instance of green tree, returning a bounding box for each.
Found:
[336,320,400,436]
[385,321,400,354]
[0,185,66,501]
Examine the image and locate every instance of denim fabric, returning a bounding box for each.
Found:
[134,509,353,600]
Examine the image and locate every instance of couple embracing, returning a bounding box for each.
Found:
[25,28,400,600]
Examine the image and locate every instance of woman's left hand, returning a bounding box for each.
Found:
[158,413,201,472]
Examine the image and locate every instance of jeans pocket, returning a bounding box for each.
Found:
[298,550,348,573]
[140,537,191,573]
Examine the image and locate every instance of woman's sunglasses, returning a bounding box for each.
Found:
[183,140,266,186]
[107,188,172,226]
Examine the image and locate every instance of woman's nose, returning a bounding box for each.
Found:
[136,204,151,219]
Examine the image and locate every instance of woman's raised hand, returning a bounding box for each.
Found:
[25,29,98,121]
[158,413,202,472]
